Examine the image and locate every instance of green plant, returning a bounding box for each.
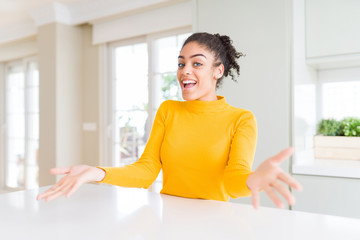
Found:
[342,118,360,137]
[317,117,360,137]
[317,119,342,136]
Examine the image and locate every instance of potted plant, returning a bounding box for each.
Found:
[314,118,360,160]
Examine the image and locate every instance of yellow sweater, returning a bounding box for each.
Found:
[99,96,257,201]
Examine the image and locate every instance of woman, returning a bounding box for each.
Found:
[37,32,302,209]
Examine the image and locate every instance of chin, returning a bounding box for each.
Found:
[182,93,197,101]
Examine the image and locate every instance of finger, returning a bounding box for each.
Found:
[45,184,72,202]
[45,181,74,202]
[264,186,284,209]
[37,178,68,200]
[50,167,71,175]
[271,181,295,206]
[37,186,63,200]
[251,190,260,210]
[37,192,45,200]
[270,147,294,164]
[38,183,66,200]
[278,172,303,191]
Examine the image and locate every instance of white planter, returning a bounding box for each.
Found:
[314,136,360,160]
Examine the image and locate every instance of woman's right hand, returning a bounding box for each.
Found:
[36,165,105,202]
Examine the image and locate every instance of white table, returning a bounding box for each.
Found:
[1,184,359,240]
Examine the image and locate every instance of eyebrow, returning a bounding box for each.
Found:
[178,53,207,59]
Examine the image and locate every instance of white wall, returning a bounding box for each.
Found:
[194,0,292,208]
[82,25,100,167]
[56,24,83,170]
[37,23,57,186]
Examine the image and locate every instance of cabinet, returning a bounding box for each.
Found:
[305,0,360,69]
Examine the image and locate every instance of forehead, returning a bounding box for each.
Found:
[179,41,215,59]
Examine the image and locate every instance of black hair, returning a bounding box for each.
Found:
[182,32,244,89]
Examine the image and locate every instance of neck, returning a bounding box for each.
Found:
[197,95,218,101]
[187,91,218,101]
[184,95,229,112]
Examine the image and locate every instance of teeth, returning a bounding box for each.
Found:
[182,80,196,84]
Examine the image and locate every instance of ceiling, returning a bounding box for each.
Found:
[0,0,84,27]
[0,0,181,45]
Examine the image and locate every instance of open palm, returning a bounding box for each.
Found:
[246,147,302,209]
[37,165,105,202]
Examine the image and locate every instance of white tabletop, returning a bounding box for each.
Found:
[1,184,360,240]
[293,149,360,178]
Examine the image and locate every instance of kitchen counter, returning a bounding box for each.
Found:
[1,184,359,240]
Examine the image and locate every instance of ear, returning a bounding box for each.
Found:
[213,64,224,80]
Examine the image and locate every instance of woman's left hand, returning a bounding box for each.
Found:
[246,147,302,209]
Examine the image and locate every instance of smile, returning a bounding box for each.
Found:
[182,80,197,89]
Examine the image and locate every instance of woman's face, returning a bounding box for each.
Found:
[177,41,223,101]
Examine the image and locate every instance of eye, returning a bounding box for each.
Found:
[194,62,202,67]
[178,63,184,68]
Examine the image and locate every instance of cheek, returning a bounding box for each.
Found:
[176,71,181,82]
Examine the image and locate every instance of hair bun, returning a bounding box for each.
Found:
[216,34,231,48]
[215,34,244,59]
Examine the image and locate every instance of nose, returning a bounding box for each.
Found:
[182,64,192,75]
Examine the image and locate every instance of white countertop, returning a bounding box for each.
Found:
[1,184,360,240]
[293,149,360,178]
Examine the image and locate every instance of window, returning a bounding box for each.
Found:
[106,30,191,190]
[111,41,149,167]
[320,77,360,120]
[293,68,360,178]
[2,59,39,190]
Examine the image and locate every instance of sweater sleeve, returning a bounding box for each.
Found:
[98,101,168,189]
[224,111,257,198]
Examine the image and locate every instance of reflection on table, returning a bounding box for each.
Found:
[0,184,359,240]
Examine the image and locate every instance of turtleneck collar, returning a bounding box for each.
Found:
[184,95,230,113]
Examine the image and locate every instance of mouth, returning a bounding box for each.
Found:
[182,80,197,89]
